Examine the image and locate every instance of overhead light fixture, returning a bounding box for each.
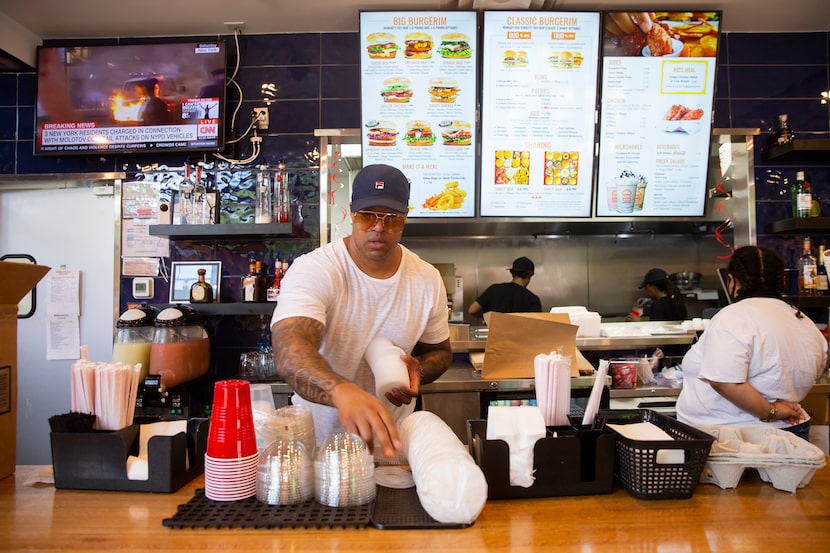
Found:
[821,90,829,105]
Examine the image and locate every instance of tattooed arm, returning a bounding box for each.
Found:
[271,316,402,457]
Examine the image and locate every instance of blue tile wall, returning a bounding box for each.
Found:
[3,30,830,374]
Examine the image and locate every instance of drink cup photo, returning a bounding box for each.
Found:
[616,181,636,213]
[606,185,618,211]
[634,178,647,211]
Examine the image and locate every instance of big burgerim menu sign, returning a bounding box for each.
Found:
[360,11,478,218]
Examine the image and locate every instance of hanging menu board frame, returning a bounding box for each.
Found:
[359,11,479,219]
[596,10,723,218]
[479,11,601,218]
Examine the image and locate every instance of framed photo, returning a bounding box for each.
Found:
[171,190,219,225]
[169,261,222,303]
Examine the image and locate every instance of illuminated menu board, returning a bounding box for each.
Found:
[360,11,478,218]
[479,11,600,218]
[596,11,721,217]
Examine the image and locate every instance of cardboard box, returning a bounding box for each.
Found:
[481,312,592,379]
[0,261,51,479]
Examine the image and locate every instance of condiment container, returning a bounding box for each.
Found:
[111,305,157,381]
[149,305,210,388]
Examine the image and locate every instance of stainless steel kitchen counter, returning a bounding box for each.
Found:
[451,332,697,353]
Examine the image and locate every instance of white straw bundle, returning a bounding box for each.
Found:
[70,350,142,430]
[582,359,610,426]
[533,352,572,426]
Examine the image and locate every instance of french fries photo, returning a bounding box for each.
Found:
[422,181,467,210]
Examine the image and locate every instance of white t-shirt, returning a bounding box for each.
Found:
[677,297,827,428]
[270,238,450,443]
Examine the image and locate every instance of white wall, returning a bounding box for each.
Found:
[0,186,116,464]
[0,11,39,68]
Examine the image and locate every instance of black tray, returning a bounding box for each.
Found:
[163,485,471,530]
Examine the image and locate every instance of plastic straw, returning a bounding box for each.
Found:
[582,359,609,426]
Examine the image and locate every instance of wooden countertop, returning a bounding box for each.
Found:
[2,464,828,552]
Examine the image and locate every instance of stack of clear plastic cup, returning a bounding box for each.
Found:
[256,438,314,505]
[314,432,376,507]
[204,379,258,501]
[275,405,317,457]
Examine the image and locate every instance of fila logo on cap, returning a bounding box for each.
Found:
[375,180,385,190]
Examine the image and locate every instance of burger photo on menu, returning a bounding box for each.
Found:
[439,120,472,146]
[404,32,433,58]
[404,120,435,146]
[381,77,413,103]
[366,120,398,146]
[437,32,472,58]
[428,78,460,103]
[366,32,400,58]
[503,50,529,67]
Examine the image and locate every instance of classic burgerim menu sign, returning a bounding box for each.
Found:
[360,11,478,218]
[479,11,600,218]
[596,11,721,217]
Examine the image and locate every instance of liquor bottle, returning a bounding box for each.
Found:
[241,257,257,302]
[266,258,281,302]
[189,268,214,303]
[255,164,273,223]
[254,260,267,302]
[274,158,291,223]
[817,245,829,296]
[773,114,796,147]
[797,235,817,296]
[791,171,812,218]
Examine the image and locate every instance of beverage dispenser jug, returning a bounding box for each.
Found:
[112,305,158,381]
[149,305,211,389]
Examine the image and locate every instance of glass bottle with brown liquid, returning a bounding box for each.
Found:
[189,268,214,303]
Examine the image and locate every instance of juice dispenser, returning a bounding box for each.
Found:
[148,305,211,389]
[112,305,158,381]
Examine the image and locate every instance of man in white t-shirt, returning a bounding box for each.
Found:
[270,164,451,458]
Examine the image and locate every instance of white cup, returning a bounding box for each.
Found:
[365,337,409,402]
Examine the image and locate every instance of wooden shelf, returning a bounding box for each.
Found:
[765,218,830,234]
[763,139,830,162]
[148,223,308,239]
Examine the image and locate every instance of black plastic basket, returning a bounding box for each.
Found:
[601,409,715,500]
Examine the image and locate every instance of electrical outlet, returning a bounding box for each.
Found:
[253,107,269,130]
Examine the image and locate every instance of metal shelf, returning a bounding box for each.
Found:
[159,302,277,315]
[784,296,830,309]
[762,139,830,162]
[765,218,830,233]
[148,223,308,239]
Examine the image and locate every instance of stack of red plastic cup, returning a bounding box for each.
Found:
[204,379,258,501]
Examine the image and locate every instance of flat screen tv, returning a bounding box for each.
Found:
[35,41,227,156]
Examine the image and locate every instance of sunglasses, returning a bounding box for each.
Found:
[352,210,407,231]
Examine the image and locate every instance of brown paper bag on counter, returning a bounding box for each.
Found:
[481,312,592,379]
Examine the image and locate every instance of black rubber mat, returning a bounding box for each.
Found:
[369,485,471,530]
[163,486,471,530]
[162,488,371,529]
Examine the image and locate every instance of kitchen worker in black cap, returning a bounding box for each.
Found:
[627,267,687,322]
[468,256,542,316]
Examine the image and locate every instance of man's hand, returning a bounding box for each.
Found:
[332,382,402,458]
[384,354,421,406]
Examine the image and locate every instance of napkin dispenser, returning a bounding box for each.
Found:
[50,418,208,492]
